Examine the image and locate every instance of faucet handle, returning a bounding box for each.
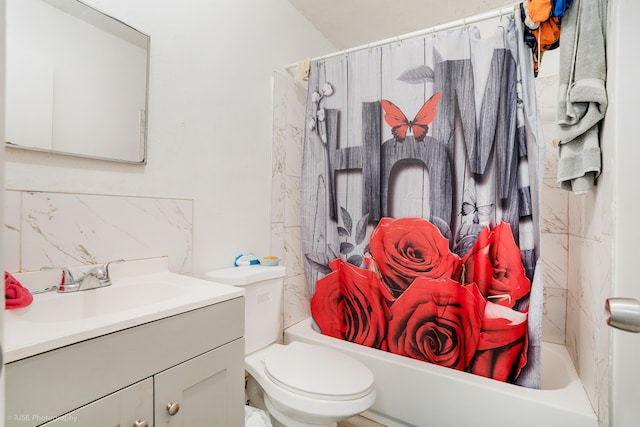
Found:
[40,266,76,285]
[102,259,125,279]
[76,259,125,290]
[86,259,125,286]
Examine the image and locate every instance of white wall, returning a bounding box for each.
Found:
[4,0,336,275]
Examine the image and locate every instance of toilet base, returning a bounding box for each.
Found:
[248,375,344,427]
[264,394,337,427]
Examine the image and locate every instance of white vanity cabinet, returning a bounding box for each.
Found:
[6,297,245,427]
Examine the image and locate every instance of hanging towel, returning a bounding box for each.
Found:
[5,271,33,309]
[556,0,607,194]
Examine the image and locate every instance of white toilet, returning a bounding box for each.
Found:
[205,265,376,427]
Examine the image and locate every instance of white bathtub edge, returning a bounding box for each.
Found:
[284,317,598,427]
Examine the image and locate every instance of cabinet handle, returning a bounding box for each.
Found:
[133,421,148,427]
[166,402,181,416]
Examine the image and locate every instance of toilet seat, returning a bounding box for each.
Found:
[263,341,374,401]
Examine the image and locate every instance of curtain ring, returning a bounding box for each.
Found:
[463,17,467,31]
[396,36,402,46]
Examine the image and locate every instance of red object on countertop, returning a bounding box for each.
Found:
[5,271,33,309]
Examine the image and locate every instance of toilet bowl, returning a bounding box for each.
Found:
[204,265,376,427]
[246,342,376,427]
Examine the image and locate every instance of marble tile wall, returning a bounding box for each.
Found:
[536,75,569,345]
[536,65,610,427]
[4,190,193,274]
[271,72,310,329]
[565,111,613,426]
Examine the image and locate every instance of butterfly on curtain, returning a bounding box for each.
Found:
[460,201,494,224]
[380,92,442,143]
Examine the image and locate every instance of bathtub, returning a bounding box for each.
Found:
[284,318,598,427]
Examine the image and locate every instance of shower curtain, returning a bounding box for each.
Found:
[301,15,545,388]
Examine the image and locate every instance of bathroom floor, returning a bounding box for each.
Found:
[338,415,386,427]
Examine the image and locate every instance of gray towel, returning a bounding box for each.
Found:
[556,0,608,194]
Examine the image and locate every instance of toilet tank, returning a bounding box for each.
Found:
[204,265,285,355]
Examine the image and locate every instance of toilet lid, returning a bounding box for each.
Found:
[264,341,374,400]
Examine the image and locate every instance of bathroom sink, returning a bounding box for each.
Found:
[4,258,244,363]
[11,280,184,323]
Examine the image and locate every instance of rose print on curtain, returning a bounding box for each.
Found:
[311,258,393,350]
[368,217,461,297]
[311,218,531,382]
[301,16,544,388]
[461,222,531,308]
[386,277,485,371]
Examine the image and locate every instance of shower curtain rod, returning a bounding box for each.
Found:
[284,3,520,71]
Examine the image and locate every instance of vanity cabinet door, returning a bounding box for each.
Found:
[40,378,153,426]
[154,338,244,427]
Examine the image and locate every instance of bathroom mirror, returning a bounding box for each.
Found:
[5,0,150,163]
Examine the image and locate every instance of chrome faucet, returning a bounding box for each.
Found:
[43,259,124,293]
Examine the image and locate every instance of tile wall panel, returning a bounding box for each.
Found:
[6,191,193,274]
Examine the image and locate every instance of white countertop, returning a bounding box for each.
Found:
[4,258,244,363]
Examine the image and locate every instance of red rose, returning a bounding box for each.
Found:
[461,222,531,308]
[369,217,462,297]
[310,258,393,349]
[469,302,528,382]
[386,278,485,371]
